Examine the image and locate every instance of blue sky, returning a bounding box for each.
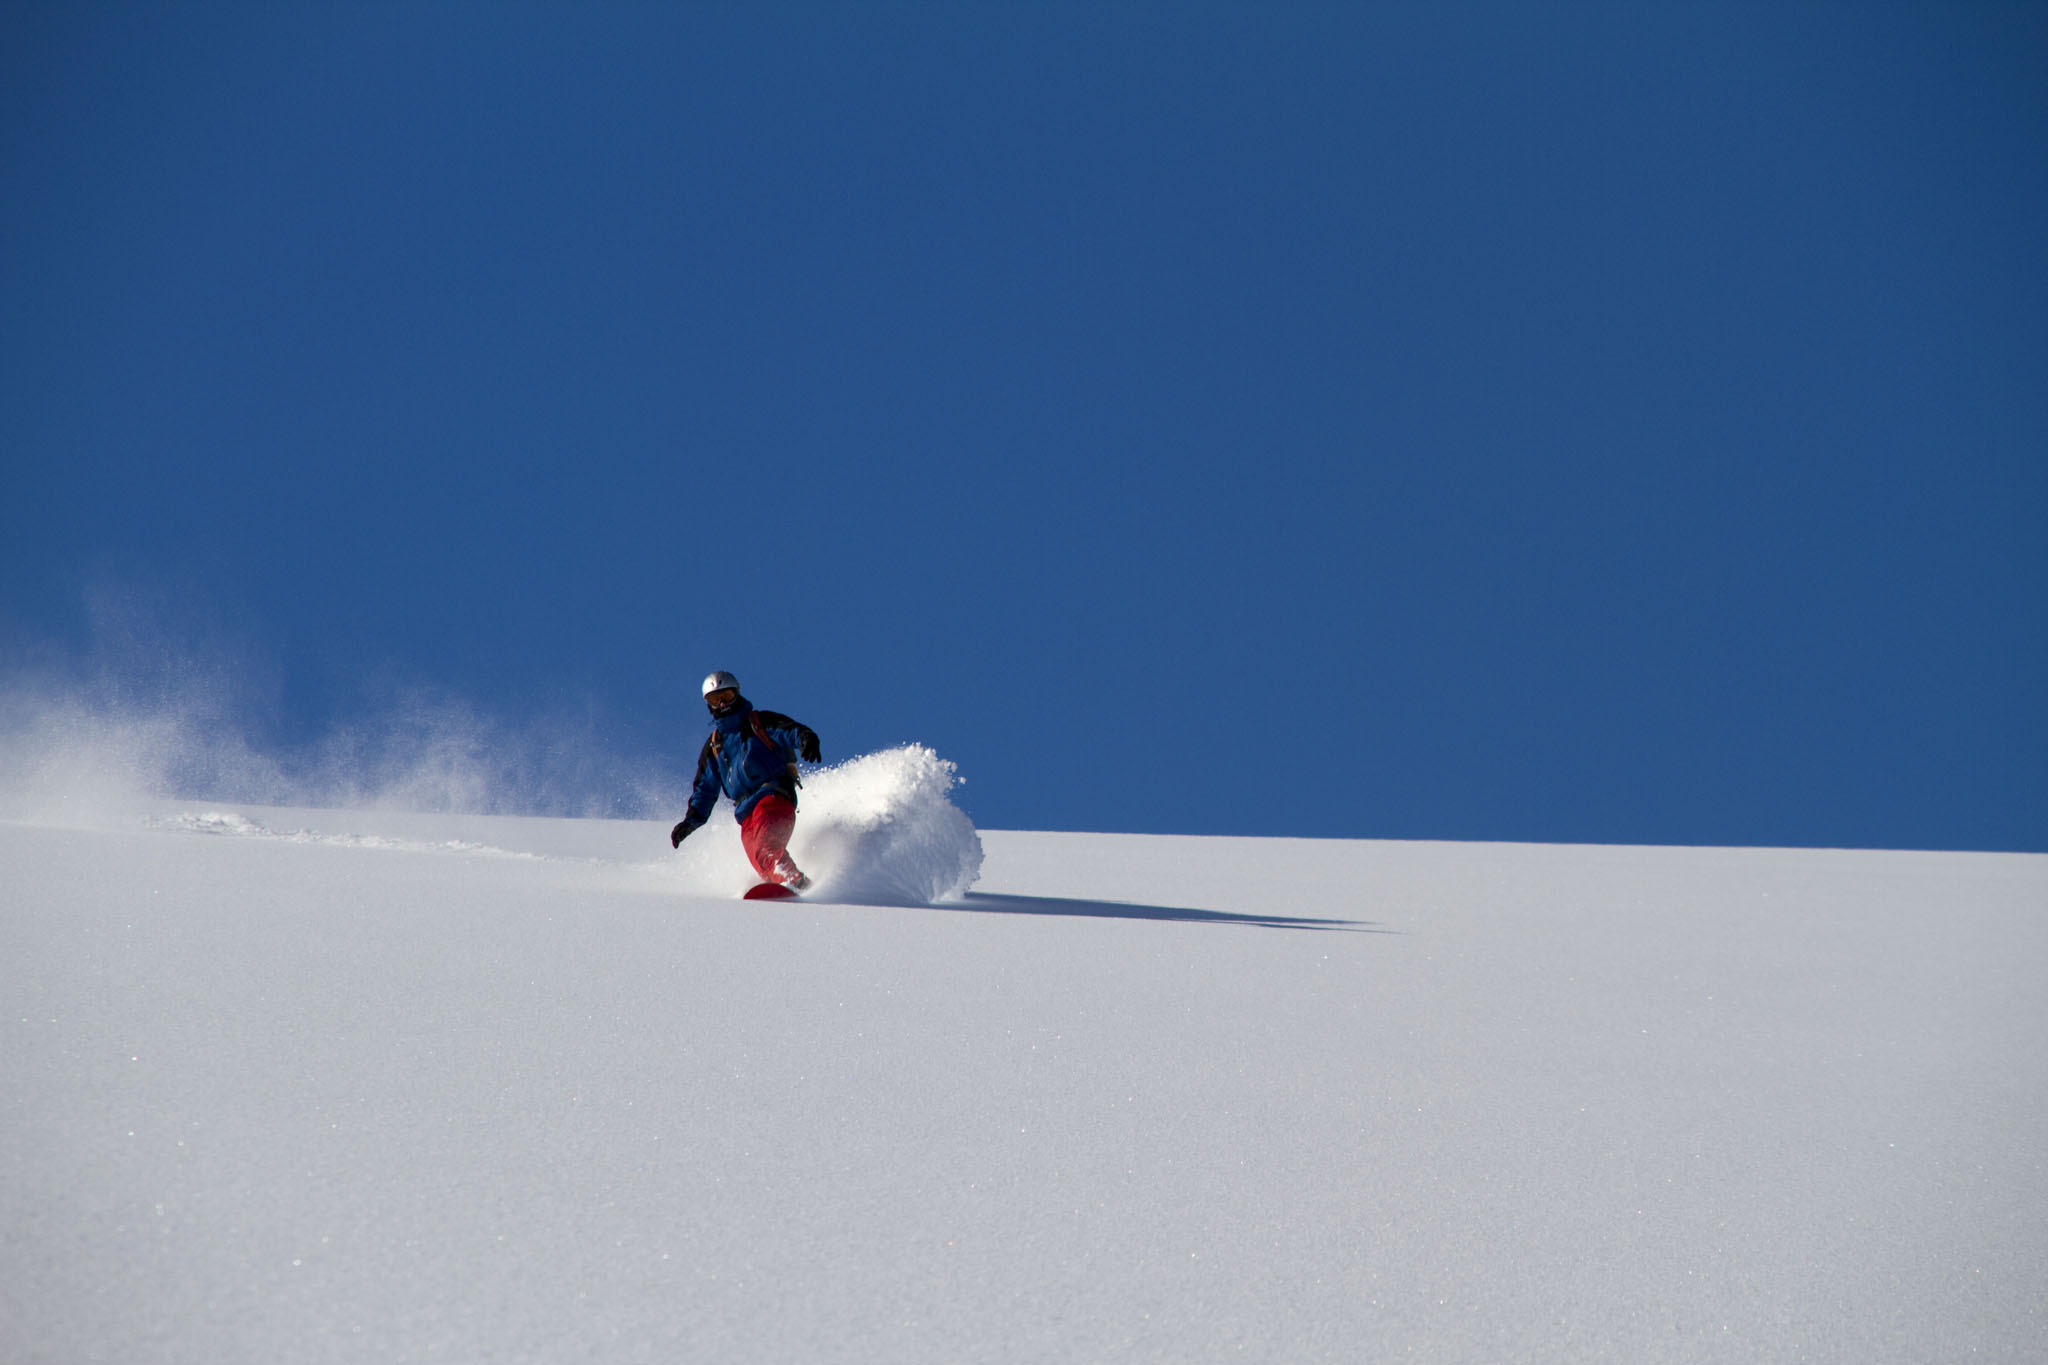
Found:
[4,2,2044,849]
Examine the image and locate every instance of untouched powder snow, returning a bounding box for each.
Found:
[3,795,2046,1361]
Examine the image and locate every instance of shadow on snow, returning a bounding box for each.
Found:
[936,891,1387,932]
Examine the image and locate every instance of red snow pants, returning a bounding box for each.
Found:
[739,793,804,886]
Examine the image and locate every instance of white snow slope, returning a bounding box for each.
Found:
[4,776,2045,1361]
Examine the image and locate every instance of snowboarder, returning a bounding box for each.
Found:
[670,671,822,893]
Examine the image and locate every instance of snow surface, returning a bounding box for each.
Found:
[4,773,2046,1361]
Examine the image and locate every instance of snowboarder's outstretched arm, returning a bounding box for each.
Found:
[670,736,723,847]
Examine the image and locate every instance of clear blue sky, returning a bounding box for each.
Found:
[4,2,2044,850]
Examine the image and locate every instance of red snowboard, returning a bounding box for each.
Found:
[742,882,801,901]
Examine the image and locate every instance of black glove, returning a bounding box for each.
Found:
[670,819,699,849]
[799,730,820,764]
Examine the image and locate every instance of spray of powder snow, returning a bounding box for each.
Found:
[0,582,703,825]
[665,744,982,904]
[0,681,685,827]
[1,587,981,901]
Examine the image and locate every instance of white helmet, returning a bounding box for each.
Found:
[701,670,740,697]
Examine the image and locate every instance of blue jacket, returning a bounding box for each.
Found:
[683,699,820,826]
